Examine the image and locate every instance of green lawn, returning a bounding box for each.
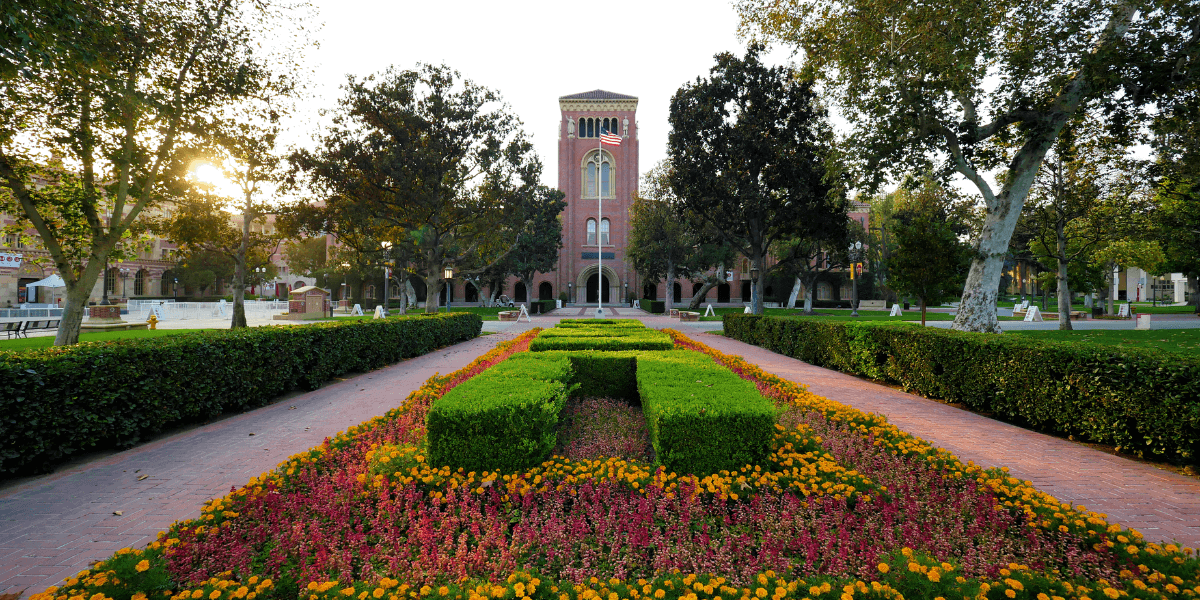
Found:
[0,328,205,352]
[332,306,547,321]
[1009,328,1200,357]
[1129,303,1198,315]
[689,307,1018,322]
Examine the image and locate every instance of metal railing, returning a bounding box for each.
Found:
[0,308,65,319]
[133,300,289,320]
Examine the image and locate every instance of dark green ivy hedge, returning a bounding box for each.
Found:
[0,313,481,476]
[723,314,1200,464]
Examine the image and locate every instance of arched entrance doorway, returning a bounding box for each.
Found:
[464,281,478,303]
[643,283,656,300]
[586,274,610,303]
[539,281,553,301]
[673,282,682,303]
[515,281,527,302]
[717,283,730,303]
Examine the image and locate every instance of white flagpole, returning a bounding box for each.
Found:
[597,119,603,317]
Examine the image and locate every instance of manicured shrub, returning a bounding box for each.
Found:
[645,300,665,314]
[637,350,778,474]
[530,325,672,352]
[723,314,1200,464]
[0,313,482,476]
[426,354,574,472]
[556,319,645,328]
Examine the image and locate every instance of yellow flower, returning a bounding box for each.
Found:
[1005,591,1016,599]
[876,564,889,574]
[439,588,450,596]
[1102,588,1120,599]
[135,560,151,573]
[210,592,222,600]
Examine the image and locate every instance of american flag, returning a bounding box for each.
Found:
[600,132,621,146]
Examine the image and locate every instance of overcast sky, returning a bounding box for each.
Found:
[289,0,797,190]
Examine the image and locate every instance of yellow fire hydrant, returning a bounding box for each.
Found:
[147,314,158,330]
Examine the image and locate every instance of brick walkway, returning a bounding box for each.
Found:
[692,331,1200,548]
[0,329,535,598]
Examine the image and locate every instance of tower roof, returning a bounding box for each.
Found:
[559,89,638,101]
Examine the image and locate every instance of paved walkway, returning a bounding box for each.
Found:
[3,308,1198,597]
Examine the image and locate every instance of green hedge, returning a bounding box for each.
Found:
[557,319,645,328]
[637,350,778,474]
[644,300,665,314]
[0,313,482,476]
[426,354,574,472]
[535,351,640,400]
[723,314,1200,464]
[529,328,673,352]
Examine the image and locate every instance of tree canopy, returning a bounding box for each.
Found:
[738,0,1200,331]
[667,45,845,315]
[0,0,309,344]
[287,64,542,313]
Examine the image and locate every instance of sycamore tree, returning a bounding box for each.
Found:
[738,0,1200,332]
[1020,120,1149,329]
[668,45,845,315]
[289,64,540,313]
[1151,83,1200,313]
[0,0,306,345]
[773,227,851,314]
[628,161,734,313]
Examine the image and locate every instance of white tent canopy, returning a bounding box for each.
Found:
[26,274,65,290]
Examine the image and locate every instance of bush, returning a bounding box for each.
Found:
[557,319,645,328]
[0,313,482,476]
[537,299,558,314]
[637,350,777,474]
[426,353,574,472]
[530,326,673,352]
[645,300,665,314]
[723,314,1200,464]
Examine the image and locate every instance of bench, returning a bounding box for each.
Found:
[857,300,886,310]
[678,311,700,322]
[7,319,60,338]
[1012,310,1087,321]
[498,311,520,322]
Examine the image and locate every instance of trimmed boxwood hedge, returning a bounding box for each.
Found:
[0,313,482,476]
[427,353,574,473]
[530,326,673,352]
[723,314,1200,464]
[644,300,665,314]
[637,350,778,474]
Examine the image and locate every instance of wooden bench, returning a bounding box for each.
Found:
[857,300,887,310]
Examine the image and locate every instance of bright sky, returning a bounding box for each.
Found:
[291,0,797,190]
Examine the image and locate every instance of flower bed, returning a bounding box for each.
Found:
[33,328,1200,600]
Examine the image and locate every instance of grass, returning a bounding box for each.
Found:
[1009,328,1200,357]
[1129,303,1199,314]
[333,306,559,321]
[0,328,205,352]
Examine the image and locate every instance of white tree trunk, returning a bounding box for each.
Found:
[787,277,802,309]
[803,288,814,314]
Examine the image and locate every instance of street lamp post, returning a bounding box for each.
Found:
[848,241,863,317]
[567,282,573,305]
[173,277,178,301]
[380,242,392,316]
[120,267,130,300]
[624,282,628,307]
[443,265,454,312]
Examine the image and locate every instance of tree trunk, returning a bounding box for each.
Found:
[952,134,1064,333]
[920,298,927,327]
[1189,272,1199,314]
[751,254,764,315]
[787,277,802,309]
[1106,261,1116,316]
[664,260,675,313]
[55,283,92,346]
[803,285,814,314]
[687,280,716,310]
[1056,222,1072,331]
[424,274,441,314]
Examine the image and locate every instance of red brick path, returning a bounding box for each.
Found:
[694,331,1200,549]
[0,332,525,598]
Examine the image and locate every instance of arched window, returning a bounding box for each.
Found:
[600,218,610,245]
[582,151,615,198]
[587,118,594,138]
[579,118,585,137]
[105,267,118,294]
[586,218,597,246]
[817,283,832,301]
[367,285,375,299]
[134,269,147,296]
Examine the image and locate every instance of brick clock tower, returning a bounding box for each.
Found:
[554,90,639,306]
